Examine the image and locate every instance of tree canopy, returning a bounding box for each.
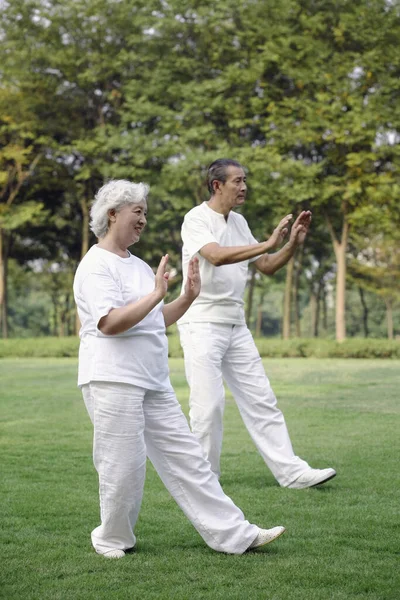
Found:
[0,0,399,338]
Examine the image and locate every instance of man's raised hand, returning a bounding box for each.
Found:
[289,211,312,246]
[267,214,293,250]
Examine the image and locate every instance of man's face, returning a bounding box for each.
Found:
[219,166,247,208]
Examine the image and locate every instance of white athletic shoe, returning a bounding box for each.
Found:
[102,549,125,559]
[287,468,336,489]
[248,526,286,549]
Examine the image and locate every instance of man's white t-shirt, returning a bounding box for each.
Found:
[178,202,259,325]
[73,245,172,391]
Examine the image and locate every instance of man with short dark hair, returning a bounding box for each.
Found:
[177,159,336,489]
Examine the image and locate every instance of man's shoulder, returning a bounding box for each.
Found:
[184,202,207,219]
[183,203,210,229]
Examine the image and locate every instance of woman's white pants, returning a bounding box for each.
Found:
[82,382,258,555]
[178,323,310,486]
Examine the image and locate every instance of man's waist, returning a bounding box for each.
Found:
[178,300,245,325]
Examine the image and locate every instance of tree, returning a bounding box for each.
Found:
[0,88,47,336]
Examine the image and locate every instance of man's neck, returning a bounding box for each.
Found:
[207,196,231,220]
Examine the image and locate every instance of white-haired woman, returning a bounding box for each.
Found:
[73,179,285,558]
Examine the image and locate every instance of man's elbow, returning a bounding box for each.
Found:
[202,251,225,266]
[260,263,277,276]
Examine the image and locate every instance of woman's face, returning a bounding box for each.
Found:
[111,201,147,247]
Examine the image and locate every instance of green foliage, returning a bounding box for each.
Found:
[253,337,400,359]
[1,0,400,339]
[1,335,399,359]
[0,336,79,358]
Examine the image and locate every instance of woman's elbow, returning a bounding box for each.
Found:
[98,316,117,336]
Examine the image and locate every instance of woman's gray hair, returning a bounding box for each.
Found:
[90,179,149,238]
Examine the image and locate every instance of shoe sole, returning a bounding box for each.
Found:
[250,527,286,549]
[309,472,337,487]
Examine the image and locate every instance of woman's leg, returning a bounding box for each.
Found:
[82,382,147,555]
[143,389,259,555]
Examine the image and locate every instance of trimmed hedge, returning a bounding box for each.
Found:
[252,337,400,359]
[0,336,80,358]
[0,335,399,359]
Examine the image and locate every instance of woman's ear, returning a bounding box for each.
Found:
[108,208,116,222]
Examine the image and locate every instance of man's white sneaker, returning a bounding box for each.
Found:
[102,549,125,559]
[248,526,286,549]
[287,468,336,489]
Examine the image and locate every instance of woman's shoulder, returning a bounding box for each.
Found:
[75,245,110,279]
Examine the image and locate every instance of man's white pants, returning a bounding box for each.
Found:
[178,323,310,486]
[82,382,258,555]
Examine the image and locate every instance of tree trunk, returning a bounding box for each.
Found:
[293,244,304,337]
[80,196,90,259]
[326,213,349,342]
[246,266,256,328]
[385,298,394,339]
[255,292,265,338]
[335,241,347,342]
[282,255,294,339]
[0,228,4,335]
[310,281,322,337]
[358,287,369,338]
[75,194,90,335]
[322,284,328,333]
[0,228,9,338]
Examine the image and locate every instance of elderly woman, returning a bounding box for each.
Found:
[73,179,285,559]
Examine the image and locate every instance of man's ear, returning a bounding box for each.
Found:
[212,180,222,194]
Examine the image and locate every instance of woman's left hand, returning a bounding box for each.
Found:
[184,257,200,302]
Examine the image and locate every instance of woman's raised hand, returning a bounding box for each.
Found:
[154,254,170,299]
[184,257,200,302]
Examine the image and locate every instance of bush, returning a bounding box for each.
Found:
[0,335,399,359]
[253,337,400,359]
[0,337,80,358]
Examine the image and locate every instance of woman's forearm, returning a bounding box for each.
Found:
[162,295,193,328]
[98,290,163,335]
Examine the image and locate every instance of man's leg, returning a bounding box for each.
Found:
[143,388,263,554]
[221,326,311,487]
[82,382,147,555]
[178,323,229,478]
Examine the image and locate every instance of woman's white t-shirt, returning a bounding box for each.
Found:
[73,245,172,391]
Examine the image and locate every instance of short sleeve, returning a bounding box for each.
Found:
[80,269,124,332]
[181,211,218,258]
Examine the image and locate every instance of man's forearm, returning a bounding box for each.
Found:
[200,239,275,266]
[256,241,297,275]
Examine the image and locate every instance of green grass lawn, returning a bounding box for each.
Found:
[1,358,399,600]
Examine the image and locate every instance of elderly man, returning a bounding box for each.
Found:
[177,159,336,489]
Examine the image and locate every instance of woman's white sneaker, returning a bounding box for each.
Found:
[248,526,286,549]
[102,549,125,559]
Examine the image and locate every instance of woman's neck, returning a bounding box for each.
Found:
[97,238,129,258]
